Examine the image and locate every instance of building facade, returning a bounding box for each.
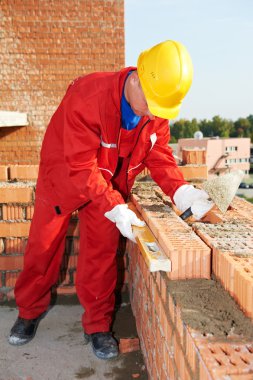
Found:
[177,137,250,177]
[0,0,125,165]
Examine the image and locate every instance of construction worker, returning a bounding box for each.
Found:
[8,40,213,359]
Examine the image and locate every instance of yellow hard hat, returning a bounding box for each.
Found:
[137,40,193,119]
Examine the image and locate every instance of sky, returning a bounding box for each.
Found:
[125,0,253,121]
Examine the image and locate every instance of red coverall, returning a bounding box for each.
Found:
[14,67,187,334]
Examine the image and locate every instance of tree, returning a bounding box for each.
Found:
[170,118,199,141]
[233,118,251,138]
[169,115,253,142]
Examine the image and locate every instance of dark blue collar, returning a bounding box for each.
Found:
[121,72,141,130]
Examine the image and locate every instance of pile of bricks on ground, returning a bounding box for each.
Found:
[0,165,127,300]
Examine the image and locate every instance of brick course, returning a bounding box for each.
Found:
[131,182,211,280]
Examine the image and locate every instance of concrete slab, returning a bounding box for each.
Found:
[0,303,148,380]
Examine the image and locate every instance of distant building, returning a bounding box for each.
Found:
[177,137,250,177]
[250,144,253,171]
[169,143,178,157]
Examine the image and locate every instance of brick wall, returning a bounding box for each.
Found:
[2,165,253,378]
[0,167,128,299]
[128,181,253,379]
[0,0,124,164]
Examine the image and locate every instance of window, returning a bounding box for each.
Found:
[225,146,238,152]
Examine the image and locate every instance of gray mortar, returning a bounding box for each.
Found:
[0,181,36,188]
[193,222,253,255]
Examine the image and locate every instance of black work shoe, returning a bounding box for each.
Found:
[84,332,119,360]
[8,316,42,346]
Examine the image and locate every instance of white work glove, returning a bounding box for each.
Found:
[173,184,214,220]
[104,204,145,242]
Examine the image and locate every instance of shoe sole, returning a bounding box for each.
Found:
[8,314,45,346]
[91,345,119,360]
[8,334,36,346]
[84,333,119,359]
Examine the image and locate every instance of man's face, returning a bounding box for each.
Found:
[126,72,155,120]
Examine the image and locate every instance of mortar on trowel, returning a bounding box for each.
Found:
[179,170,244,221]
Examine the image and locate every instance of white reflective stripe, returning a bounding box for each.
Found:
[150,133,157,150]
[100,139,117,148]
[98,167,114,176]
[127,133,157,174]
[128,163,142,173]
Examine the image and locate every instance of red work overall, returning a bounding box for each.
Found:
[15,171,127,334]
[14,68,186,334]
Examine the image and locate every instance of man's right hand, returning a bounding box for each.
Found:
[104,204,145,242]
[173,184,214,220]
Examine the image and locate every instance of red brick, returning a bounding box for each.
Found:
[0,239,4,254]
[2,205,24,220]
[0,166,8,180]
[182,149,206,165]
[119,338,140,353]
[26,205,34,220]
[56,286,76,295]
[197,342,253,377]
[0,186,34,203]
[5,271,20,287]
[130,196,211,280]
[9,165,39,181]
[178,164,208,181]
[0,255,24,270]
[5,238,27,254]
[0,222,31,237]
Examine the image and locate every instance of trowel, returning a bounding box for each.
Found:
[180,170,244,220]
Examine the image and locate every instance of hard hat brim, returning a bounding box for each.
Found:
[147,101,181,120]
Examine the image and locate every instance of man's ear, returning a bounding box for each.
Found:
[130,70,139,84]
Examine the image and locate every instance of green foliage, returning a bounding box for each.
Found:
[237,194,253,204]
[170,114,253,142]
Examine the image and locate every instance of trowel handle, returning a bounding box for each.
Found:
[179,207,193,220]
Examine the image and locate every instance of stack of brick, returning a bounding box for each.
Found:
[182,148,206,165]
[0,165,128,300]
[193,196,253,320]
[0,171,35,298]
[0,165,76,298]
[178,148,208,181]
[127,181,253,379]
